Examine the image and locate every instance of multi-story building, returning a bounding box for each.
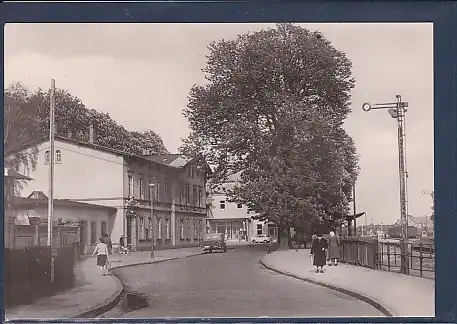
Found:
[206,173,277,241]
[7,125,210,251]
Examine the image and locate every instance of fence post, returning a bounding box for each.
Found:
[409,242,413,274]
[387,244,391,271]
[419,243,423,277]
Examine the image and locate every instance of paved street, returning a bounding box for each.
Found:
[113,245,384,318]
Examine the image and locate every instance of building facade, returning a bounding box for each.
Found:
[12,193,116,254]
[206,173,277,241]
[9,131,209,251]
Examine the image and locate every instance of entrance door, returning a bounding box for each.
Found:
[79,221,87,254]
[127,217,132,245]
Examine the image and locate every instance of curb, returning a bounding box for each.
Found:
[72,252,206,318]
[260,256,394,317]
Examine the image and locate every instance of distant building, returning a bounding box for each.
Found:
[6,126,210,251]
[206,173,277,241]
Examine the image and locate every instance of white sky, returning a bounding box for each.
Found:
[4,23,434,225]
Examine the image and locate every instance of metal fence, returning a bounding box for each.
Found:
[377,240,435,279]
[339,237,435,279]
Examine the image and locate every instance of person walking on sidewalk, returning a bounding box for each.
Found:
[92,237,109,276]
[327,231,340,266]
[104,234,113,255]
[310,232,328,273]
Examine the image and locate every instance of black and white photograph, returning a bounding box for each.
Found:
[4,22,434,319]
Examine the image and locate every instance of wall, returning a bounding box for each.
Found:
[18,140,124,201]
[122,158,206,249]
[210,192,251,220]
[16,139,125,244]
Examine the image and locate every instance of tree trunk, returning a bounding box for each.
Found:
[278,225,289,250]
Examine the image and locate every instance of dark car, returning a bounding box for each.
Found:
[202,233,227,253]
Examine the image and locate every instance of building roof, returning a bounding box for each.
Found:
[13,196,117,212]
[27,191,48,200]
[6,135,210,171]
[143,154,188,166]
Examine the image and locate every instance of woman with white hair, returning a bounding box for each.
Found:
[327,230,340,266]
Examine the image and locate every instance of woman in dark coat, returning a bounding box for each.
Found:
[310,233,329,273]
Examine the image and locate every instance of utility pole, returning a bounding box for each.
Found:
[48,79,55,247]
[362,95,410,274]
[48,79,56,284]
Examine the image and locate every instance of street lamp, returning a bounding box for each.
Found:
[362,95,410,275]
[148,183,156,259]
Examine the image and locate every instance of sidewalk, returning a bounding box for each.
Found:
[261,249,434,317]
[5,247,204,320]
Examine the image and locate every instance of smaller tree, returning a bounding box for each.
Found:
[4,83,39,173]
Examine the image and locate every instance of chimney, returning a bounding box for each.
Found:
[89,123,96,144]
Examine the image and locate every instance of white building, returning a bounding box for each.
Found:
[206,173,277,242]
[7,128,209,252]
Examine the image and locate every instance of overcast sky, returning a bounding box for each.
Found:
[4,23,434,225]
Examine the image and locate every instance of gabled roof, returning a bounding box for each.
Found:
[6,135,210,171]
[143,154,187,166]
[27,191,49,200]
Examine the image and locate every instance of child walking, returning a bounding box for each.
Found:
[92,237,109,276]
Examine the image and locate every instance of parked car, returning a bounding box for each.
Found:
[252,234,271,243]
[202,233,227,253]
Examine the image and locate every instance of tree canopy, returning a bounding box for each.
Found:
[181,23,359,239]
[4,83,169,171]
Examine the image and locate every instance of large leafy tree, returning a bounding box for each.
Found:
[181,23,359,248]
[4,84,168,197]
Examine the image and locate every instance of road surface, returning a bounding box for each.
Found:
[112,245,384,318]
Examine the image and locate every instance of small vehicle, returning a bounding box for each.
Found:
[252,234,271,243]
[202,233,227,253]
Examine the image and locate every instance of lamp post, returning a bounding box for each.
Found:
[148,183,156,259]
[362,95,410,274]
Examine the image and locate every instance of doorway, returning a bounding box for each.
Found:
[79,220,87,254]
[127,217,133,245]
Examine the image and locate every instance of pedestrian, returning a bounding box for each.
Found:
[104,234,113,255]
[119,235,127,254]
[92,237,109,276]
[310,232,328,273]
[327,231,340,266]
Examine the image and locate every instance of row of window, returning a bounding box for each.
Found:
[127,174,204,207]
[128,175,170,202]
[179,219,204,240]
[44,150,62,164]
[219,200,243,210]
[179,184,204,207]
[138,217,171,240]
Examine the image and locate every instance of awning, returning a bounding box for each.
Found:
[4,168,33,180]
[345,212,366,222]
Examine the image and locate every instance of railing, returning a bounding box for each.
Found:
[377,240,435,279]
[339,237,435,279]
[340,237,378,268]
